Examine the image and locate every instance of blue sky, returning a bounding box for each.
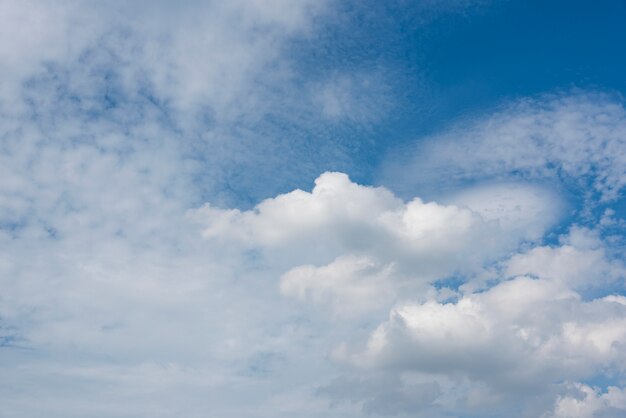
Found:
[1,1,626,417]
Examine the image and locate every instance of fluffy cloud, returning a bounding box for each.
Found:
[323,225,626,415]
[280,255,397,316]
[196,172,560,264]
[2,1,626,417]
[194,172,562,316]
[545,384,626,418]
[187,171,625,416]
[338,279,626,383]
[506,230,625,290]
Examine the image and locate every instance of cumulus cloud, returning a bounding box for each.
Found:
[186,171,625,416]
[195,172,560,261]
[323,224,626,415]
[505,231,625,290]
[2,1,625,417]
[193,172,562,316]
[280,255,397,316]
[338,278,626,383]
[545,384,626,418]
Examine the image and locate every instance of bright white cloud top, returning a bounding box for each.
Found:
[1,1,626,418]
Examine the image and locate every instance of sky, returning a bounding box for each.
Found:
[1,1,626,417]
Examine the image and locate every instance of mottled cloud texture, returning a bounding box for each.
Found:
[1,1,626,417]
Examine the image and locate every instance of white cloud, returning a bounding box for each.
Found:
[382,91,626,203]
[280,255,397,316]
[0,0,327,118]
[446,182,563,237]
[0,1,344,417]
[330,248,626,414]
[545,384,626,418]
[193,172,562,316]
[195,172,560,260]
[506,238,625,290]
[310,226,625,415]
[1,1,625,417]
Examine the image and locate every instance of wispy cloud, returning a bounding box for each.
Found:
[381,91,626,204]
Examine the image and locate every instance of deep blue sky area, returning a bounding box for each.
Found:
[284,0,626,191]
[428,0,626,104]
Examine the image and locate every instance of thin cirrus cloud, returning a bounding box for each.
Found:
[381,91,626,204]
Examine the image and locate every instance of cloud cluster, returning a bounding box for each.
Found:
[192,171,626,415]
[0,1,354,417]
[319,232,626,416]
[545,384,626,418]
[339,279,626,386]
[2,1,626,417]
[194,172,561,315]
